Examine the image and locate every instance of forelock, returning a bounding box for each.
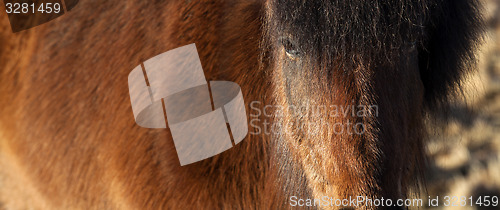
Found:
[266,0,430,68]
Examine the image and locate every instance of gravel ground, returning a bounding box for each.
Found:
[423,0,500,209]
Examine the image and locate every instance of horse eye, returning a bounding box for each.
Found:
[280,37,301,59]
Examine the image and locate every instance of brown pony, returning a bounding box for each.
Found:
[0,0,482,209]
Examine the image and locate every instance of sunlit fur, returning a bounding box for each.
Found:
[0,0,482,209]
[264,0,483,208]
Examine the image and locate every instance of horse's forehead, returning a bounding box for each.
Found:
[265,0,428,66]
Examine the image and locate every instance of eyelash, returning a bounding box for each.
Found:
[280,37,301,59]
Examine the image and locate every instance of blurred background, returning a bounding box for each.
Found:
[423,0,500,209]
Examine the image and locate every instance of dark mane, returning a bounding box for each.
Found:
[266,0,483,106]
[419,0,483,108]
[264,0,484,205]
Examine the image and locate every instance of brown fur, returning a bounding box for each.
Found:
[0,0,482,209]
[0,0,275,209]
